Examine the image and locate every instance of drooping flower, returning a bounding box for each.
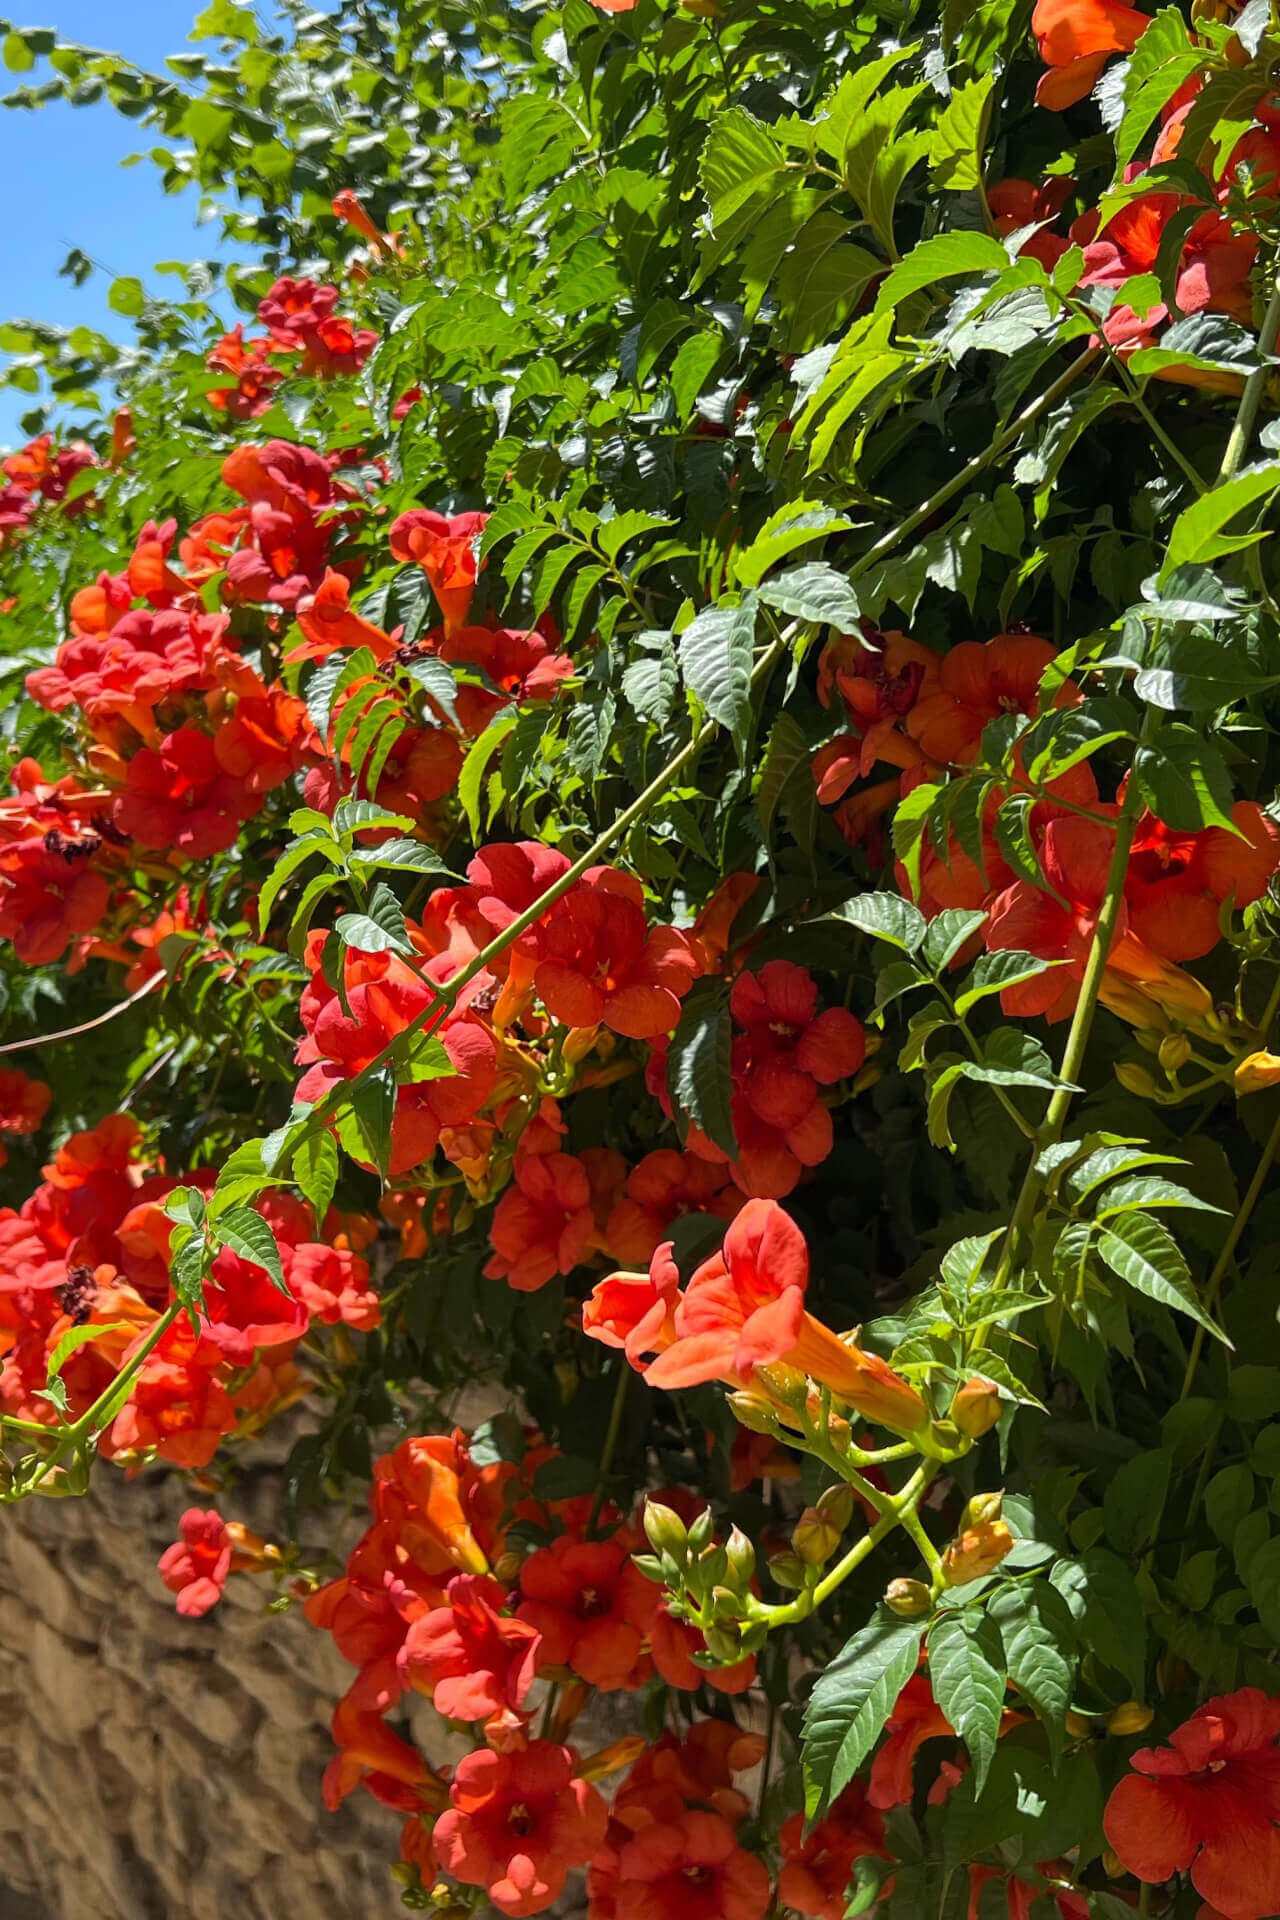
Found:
[157,1507,233,1616]
[389,509,489,634]
[399,1572,540,1736]
[628,1200,929,1434]
[1103,1688,1280,1919]
[1031,0,1151,111]
[433,1741,608,1917]
[484,1150,596,1292]
[778,1781,889,1920]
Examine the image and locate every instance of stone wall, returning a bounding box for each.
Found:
[0,1454,407,1920]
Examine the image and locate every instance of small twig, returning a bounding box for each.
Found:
[0,972,163,1055]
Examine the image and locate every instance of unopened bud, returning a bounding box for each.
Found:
[726,1391,781,1436]
[1106,1700,1154,1736]
[696,1543,727,1590]
[686,1506,715,1553]
[710,1584,744,1618]
[632,1554,668,1585]
[884,1578,931,1618]
[941,1519,1014,1586]
[1065,1711,1093,1738]
[793,1507,842,1567]
[644,1501,688,1560]
[962,1490,1004,1529]
[724,1525,756,1589]
[951,1379,1002,1439]
[1116,1062,1160,1099]
[1158,1032,1192,1073]
[768,1550,809,1590]
[816,1484,855,1532]
[702,1622,741,1663]
[493,1550,522,1585]
[1235,1049,1280,1095]
[561,1023,602,1064]
[1101,1848,1125,1879]
[30,1467,76,1498]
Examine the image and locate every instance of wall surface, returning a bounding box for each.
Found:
[0,1454,407,1920]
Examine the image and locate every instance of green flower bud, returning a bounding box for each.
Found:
[816,1484,855,1532]
[768,1550,809,1590]
[792,1507,842,1567]
[724,1524,757,1590]
[884,1578,931,1618]
[643,1500,688,1560]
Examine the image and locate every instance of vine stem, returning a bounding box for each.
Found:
[985,704,1162,1298]
[846,348,1097,587]
[0,972,163,1055]
[1180,1103,1280,1397]
[586,1361,631,1536]
[752,1464,935,1625]
[1218,254,1280,484]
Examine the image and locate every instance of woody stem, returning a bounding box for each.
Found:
[586,1361,631,1536]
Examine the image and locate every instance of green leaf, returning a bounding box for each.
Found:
[1113,8,1202,173]
[1163,463,1280,573]
[926,1608,1007,1793]
[700,107,786,231]
[930,74,995,191]
[954,950,1052,1015]
[335,880,416,956]
[679,596,758,750]
[922,909,987,974]
[987,1583,1074,1763]
[216,1205,287,1294]
[108,275,146,316]
[801,1609,925,1817]
[1134,725,1238,830]
[349,837,456,876]
[1103,1447,1172,1554]
[832,892,927,953]
[342,1061,397,1178]
[1098,1211,1225,1337]
[756,712,813,842]
[667,980,737,1160]
[875,232,1009,316]
[733,502,854,589]
[45,1321,136,1385]
[257,831,339,935]
[292,1129,339,1227]
[758,562,860,629]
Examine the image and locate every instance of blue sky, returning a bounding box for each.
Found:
[0,0,245,444]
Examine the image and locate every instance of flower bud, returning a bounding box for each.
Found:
[1106,1700,1154,1736]
[702,1622,742,1663]
[793,1507,842,1567]
[951,1378,1002,1439]
[726,1390,782,1436]
[696,1544,727,1590]
[962,1490,1004,1529]
[644,1500,688,1560]
[884,1578,931,1618]
[1158,1032,1192,1073]
[768,1550,809,1590]
[941,1519,1014,1586]
[1115,1061,1160,1099]
[816,1484,855,1532]
[632,1554,668,1585]
[724,1525,756,1589]
[561,1023,602,1064]
[710,1585,745,1618]
[1235,1049,1280,1095]
[686,1506,715,1553]
[1065,1711,1094,1738]
[580,1735,649,1781]
[1101,1848,1125,1879]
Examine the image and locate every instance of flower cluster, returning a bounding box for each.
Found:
[207,272,379,415]
[0,432,96,544]
[0,1110,377,1465]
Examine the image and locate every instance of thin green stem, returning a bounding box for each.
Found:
[1218,252,1280,484]
[986,704,1163,1302]
[753,1465,934,1624]
[1181,1103,1280,1397]
[587,1362,631,1536]
[845,349,1098,588]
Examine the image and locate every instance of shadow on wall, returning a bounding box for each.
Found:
[0,1891,46,1919]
